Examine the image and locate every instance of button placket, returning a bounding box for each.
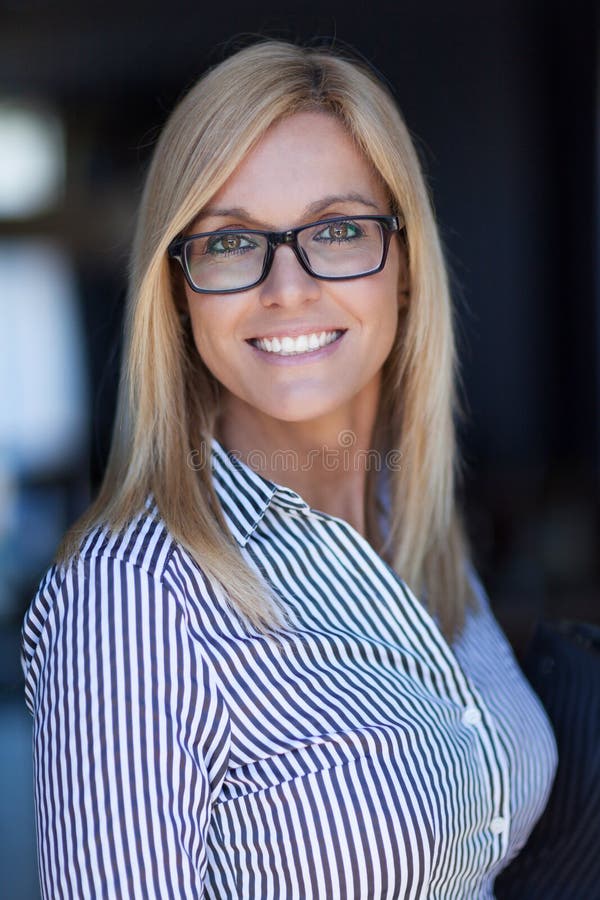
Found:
[461,706,483,727]
[456,688,512,855]
[490,816,508,836]
[302,509,515,858]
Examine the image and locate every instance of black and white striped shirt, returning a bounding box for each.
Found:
[22,438,558,898]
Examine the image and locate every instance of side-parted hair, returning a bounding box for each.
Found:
[59,39,476,639]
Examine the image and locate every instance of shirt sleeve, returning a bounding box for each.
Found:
[21,551,231,899]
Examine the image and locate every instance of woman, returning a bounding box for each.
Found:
[22,39,558,898]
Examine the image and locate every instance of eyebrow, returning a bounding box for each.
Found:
[197,193,381,230]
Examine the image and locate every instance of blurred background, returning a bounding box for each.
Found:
[1,0,598,895]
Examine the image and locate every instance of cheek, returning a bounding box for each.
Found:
[369,269,401,340]
[188,309,209,360]
[366,278,401,367]
[378,301,400,363]
[188,309,208,353]
[186,294,237,370]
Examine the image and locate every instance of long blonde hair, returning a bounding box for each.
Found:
[59,39,476,639]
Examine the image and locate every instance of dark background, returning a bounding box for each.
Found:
[1,1,597,895]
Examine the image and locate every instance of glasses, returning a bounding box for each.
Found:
[168,214,404,294]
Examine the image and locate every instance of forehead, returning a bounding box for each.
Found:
[200,111,389,228]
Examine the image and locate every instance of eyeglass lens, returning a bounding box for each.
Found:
[183,218,386,292]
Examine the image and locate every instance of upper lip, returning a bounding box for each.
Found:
[247,326,347,341]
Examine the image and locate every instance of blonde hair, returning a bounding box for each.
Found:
[59,39,476,639]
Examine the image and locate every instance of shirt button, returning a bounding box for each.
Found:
[490,816,508,835]
[462,706,482,726]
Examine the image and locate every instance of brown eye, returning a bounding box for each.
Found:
[204,232,257,256]
[313,219,363,244]
[331,223,348,240]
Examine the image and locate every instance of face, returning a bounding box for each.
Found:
[182,111,406,436]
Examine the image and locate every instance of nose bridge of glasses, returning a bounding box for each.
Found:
[257,229,313,288]
[269,228,297,248]
[266,228,309,268]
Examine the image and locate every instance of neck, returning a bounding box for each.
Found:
[216,379,382,537]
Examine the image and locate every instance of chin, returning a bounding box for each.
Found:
[265,406,334,424]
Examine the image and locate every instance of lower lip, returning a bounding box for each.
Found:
[246,331,347,365]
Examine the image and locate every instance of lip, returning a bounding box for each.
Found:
[247,325,347,341]
[246,329,347,365]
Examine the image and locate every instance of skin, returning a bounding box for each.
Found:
[184,111,409,536]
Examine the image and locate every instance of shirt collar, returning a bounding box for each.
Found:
[210,436,391,547]
[210,437,312,546]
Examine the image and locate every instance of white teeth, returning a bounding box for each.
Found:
[253,330,343,355]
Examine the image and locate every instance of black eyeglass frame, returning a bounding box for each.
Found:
[168,214,405,295]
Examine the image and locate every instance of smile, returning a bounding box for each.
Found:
[249,330,346,356]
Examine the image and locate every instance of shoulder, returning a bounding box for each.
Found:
[23,503,177,634]
[20,504,225,710]
[76,499,176,577]
[463,562,493,617]
[455,562,523,672]
[460,562,505,640]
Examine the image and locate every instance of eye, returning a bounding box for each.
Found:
[313,219,364,243]
[205,232,258,255]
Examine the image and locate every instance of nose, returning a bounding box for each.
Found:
[257,244,321,308]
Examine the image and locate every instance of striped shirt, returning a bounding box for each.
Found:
[22,438,558,899]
